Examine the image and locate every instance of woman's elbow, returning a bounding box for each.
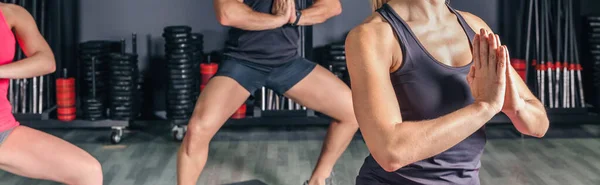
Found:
[372,148,408,172]
[45,53,56,74]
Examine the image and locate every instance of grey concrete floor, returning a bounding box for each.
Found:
[1,123,600,185]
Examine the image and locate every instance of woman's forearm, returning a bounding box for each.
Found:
[0,52,55,79]
[372,102,496,172]
[505,100,549,138]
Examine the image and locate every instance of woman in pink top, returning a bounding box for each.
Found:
[0,3,102,185]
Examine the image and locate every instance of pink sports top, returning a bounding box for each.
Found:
[0,8,19,132]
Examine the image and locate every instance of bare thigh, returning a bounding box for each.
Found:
[188,76,251,136]
[0,126,102,185]
[284,65,355,121]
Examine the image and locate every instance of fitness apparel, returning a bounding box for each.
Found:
[223,0,300,65]
[0,8,19,133]
[356,3,486,185]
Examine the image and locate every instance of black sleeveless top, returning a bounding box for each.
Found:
[357,3,487,185]
[223,0,300,65]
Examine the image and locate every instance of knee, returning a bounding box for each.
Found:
[68,158,103,185]
[184,120,220,153]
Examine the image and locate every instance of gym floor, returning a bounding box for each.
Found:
[1,123,600,185]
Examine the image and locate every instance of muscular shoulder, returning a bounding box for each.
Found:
[0,3,28,28]
[346,14,398,67]
[456,11,493,33]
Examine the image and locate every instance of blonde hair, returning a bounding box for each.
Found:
[370,0,391,11]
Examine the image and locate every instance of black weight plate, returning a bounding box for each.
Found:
[330,44,345,50]
[82,105,105,112]
[590,44,600,50]
[110,100,134,106]
[111,81,134,86]
[167,112,192,117]
[80,49,111,55]
[168,115,191,120]
[169,73,195,80]
[83,71,106,77]
[111,96,132,101]
[329,50,346,55]
[167,110,193,116]
[110,101,134,107]
[81,64,107,70]
[167,99,193,105]
[82,81,108,88]
[80,56,109,63]
[168,104,194,111]
[166,37,191,44]
[166,43,195,49]
[164,26,192,33]
[80,40,113,48]
[169,79,195,86]
[110,86,134,92]
[110,91,134,97]
[110,65,135,71]
[166,58,193,64]
[588,17,600,21]
[332,55,346,61]
[82,114,105,120]
[167,93,192,100]
[163,32,191,39]
[81,108,105,115]
[168,68,195,75]
[589,22,600,27]
[165,47,195,54]
[110,75,136,81]
[111,70,136,76]
[166,53,193,60]
[111,106,132,112]
[167,88,194,94]
[167,63,194,69]
[169,83,195,89]
[109,53,137,60]
[110,60,136,66]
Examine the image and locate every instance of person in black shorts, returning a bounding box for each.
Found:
[177,1,358,185]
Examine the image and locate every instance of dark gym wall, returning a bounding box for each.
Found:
[79,0,226,71]
[80,0,500,65]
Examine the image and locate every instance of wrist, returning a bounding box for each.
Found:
[473,101,499,118]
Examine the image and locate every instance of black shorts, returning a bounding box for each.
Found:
[214,56,317,95]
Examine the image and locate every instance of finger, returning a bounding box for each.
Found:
[467,65,476,85]
[473,34,481,69]
[505,47,514,86]
[479,29,488,68]
[488,33,498,72]
[497,46,508,84]
[495,34,501,47]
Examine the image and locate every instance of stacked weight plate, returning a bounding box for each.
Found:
[163,26,195,120]
[588,16,600,110]
[191,33,204,101]
[325,44,349,85]
[79,41,115,120]
[108,53,139,120]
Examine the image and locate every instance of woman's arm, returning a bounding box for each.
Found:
[289,0,342,26]
[214,0,290,31]
[0,4,55,79]
[345,24,505,172]
[460,11,549,137]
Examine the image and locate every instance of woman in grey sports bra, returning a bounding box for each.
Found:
[345,0,549,184]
